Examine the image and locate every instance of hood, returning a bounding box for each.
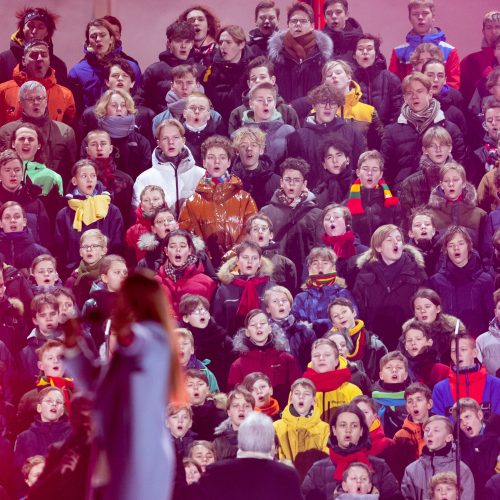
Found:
[344,80,363,108]
[353,54,388,75]
[232,320,289,353]
[268,30,333,64]
[137,231,161,252]
[151,145,196,174]
[356,244,425,270]
[158,49,191,66]
[427,182,478,210]
[214,417,234,437]
[241,109,283,126]
[194,174,244,197]
[83,40,126,64]
[406,27,447,47]
[248,27,275,44]
[281,401,324,429]
[217,255,274,285]
[323,16,363,38]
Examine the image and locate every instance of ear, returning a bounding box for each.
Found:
[478,409,484,421]
[36,403,42,414]
[71,176,77,186]
[269,231,274,240]
[37,360,43,371]
[101,273,108,284]
[303,179,307,188]
[426,338,433,346]
[244,329,251,338]
[130,81,135,90]
[445,433,453,443]
[408,228,415,239]
[182,314,190,323]
[427,399,433,410]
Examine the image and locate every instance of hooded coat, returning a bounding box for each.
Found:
[322,17,363,61]
[212,255,274,336]
[261,190,322,280]
[381,112,465,187]
[287,116,366,189]
[476,319,500,376]
[353,56,403,125]
[428,251,494,337]
[228,322,300,408]
[125,204,154,261]
[133,146,205,214]
[267,30,333,103]
[178,175,257,266]
[426,183,485,247]
[353,246,427,350]
[402,443,474,500]
[0,65,75,125]
[389,28,461,89]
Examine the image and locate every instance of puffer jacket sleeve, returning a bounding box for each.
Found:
[301,458,332,500]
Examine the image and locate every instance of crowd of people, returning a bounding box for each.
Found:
[0,0,499,498]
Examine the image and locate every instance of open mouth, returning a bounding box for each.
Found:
[193,391,200,399]
[391,374,399,380]
[392,245,400,254]
[198,316,207,325]
[237,412,245,420]
[278,307,286,314]
[412,408,420,417]
[174,254,183,263]
[43,277,51,284]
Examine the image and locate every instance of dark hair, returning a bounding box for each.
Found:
[201,135,234,161]
[411,287,442,310]
[355,33,381,54]
[402,319,432,339]
[323,0,349,15]
[71,159,97,178]
[404,382,432,400]
[179,294,210,316]
[172,64,199,80]
[85,18,116,47]
[178,6,220,40]
[235,240,263,258]
[328,296,356,316]
[243,309,269,328]
[320,135,352,160]
[52,287,76,304]
[104,58,136,83]
[279,157,310,179]
[308,84,346,107]
[246,56,275,79]
[0,201,25,220]
[422,58,445,74]
[255,1,280,21]
[10,122,45,164]
[329,404,368,438]
[166,20,196,41]
[102,15,122,34]
[287,2,314,23]
[442,225,473,255]
[408,208,435,231]
[164,229,195,254]
[242,371,272,391]
[31,293,58,318]
[16,7,59,39]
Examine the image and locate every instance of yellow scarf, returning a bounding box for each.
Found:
[68,194,111,231]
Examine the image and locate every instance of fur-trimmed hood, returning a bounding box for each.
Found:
[427,182,478,210]
[356,244,426,270]
[217,255,274,285]
[267,29,333,64]
[402,313,465,333]
[137,231,206,254]
[232,321,290,354]
[214,417,234,436]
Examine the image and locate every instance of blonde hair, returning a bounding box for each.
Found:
[232,126,266,149]
[410,42,443,67]
[424,415,453,434]
[439,161,466,182]
[429,472,459,497]
[322,59,353,81]
[94,88,136,117]
[402,72,432,93]
[357,150,384,171]
[175,327,194,346]
[155,118,185,140]
[307,246,337,267]
[263,285,293,306]
[369,224,403,257]
[422,126,452,148]
[80,228,108,247]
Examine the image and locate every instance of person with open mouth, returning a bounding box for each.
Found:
[241,81,294,166]
[347,149,401,247]
[428,225,494,338]
[156,229,216,320]
[352,224,427,351]
[303,403,400,499]
[30,253,63,294]
[228,308,300,410]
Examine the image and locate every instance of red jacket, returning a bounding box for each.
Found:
[368,419,393,456]
[0,65,76,125]
[125,204,153,260]
[156,261,216,318]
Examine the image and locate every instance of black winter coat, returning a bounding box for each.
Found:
[185,118,227,167]
[190,399,226,442]
[2,263,33,324]
[267,30,333,103]
[203,46,257,123]
[312,167,353,208]
[353,247,427,350]
[428,251,495,337]
[353,57,403,125]
[0,297,25,355]
[287,117,366,189]
[0,228,49,271]
[230,155,280,209]
[350,186,402,246]
[135,50,205,114]
[381,114,466,186]
[322,18,363,62]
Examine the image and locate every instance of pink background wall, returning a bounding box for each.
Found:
[0,0,497,72]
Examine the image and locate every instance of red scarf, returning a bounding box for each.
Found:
[256,397,280,417]
[233,276,269,320]
[322,231,356,259]
[303,366,351,392]
[329,447,372,480]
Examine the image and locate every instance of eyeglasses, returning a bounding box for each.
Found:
[22,96,46,104]
[186,105,208,113]
[283,177,303,184]
[154,218,176,225]
[289,18,310,25]
[80,244,103,251]
[191,307,208,315]
[316,101,337,109]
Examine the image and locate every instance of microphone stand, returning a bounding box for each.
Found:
[454,320,461,500]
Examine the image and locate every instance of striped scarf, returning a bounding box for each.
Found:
[346,179,399,215]
[203,171,231,185]
[306,272,337,288]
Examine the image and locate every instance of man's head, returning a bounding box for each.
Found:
[402,72,433,113]
[37,387,65,422]
[185,369,210,406]
[246,56,276,89]
[330,404,368,449]
[279,157,310,200]
[17,7,57,42]
[308,84,345,124]
[408,208,436,242]
[290,378,316,417]
[264,285,292,320]
[227,387,255,430]
[242,372,273,409]
[408,0,435,36]
[424,415,454,451]
[322,203,351,237]
[201,135,233,178]
[71,159,98,197]
[370,224,404,265]
[323,0,349,32]
[156,119,186,158]
[180,294,210,329]
[486,66,500,101]
[403,320,433,357]
[166,21,195,60]
[0,150,24,193]
[36,339,64,377]
[321,136,351,176]
[379,351,408,384]
[104,58,136,93]
[23,40,50,79]
[452,398,484,438]
[421,126,452,167]
[442,224,472,269]
[217,26,246,63]
[342,462,373,495]
[232,127,266,171]
[86,130,113,160]
[311,338,339,373]
[355,34,380,69]
[254,1,280,36]
[307,246,337,276]
[482,98,500,140]
[328,297,357,330]
[171,64,199,99]
[245,213,274,247]
[237,411,275,455]
[0,201,26,234]
[450,334,478,370]
[287,2,314,38]
[482,11,500,47]
[356,150,384,189]
[404,382,433,423]
[31,293,59,336]
[183,93,211,128]
[249,82,277,122]
[19,80,47,119]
